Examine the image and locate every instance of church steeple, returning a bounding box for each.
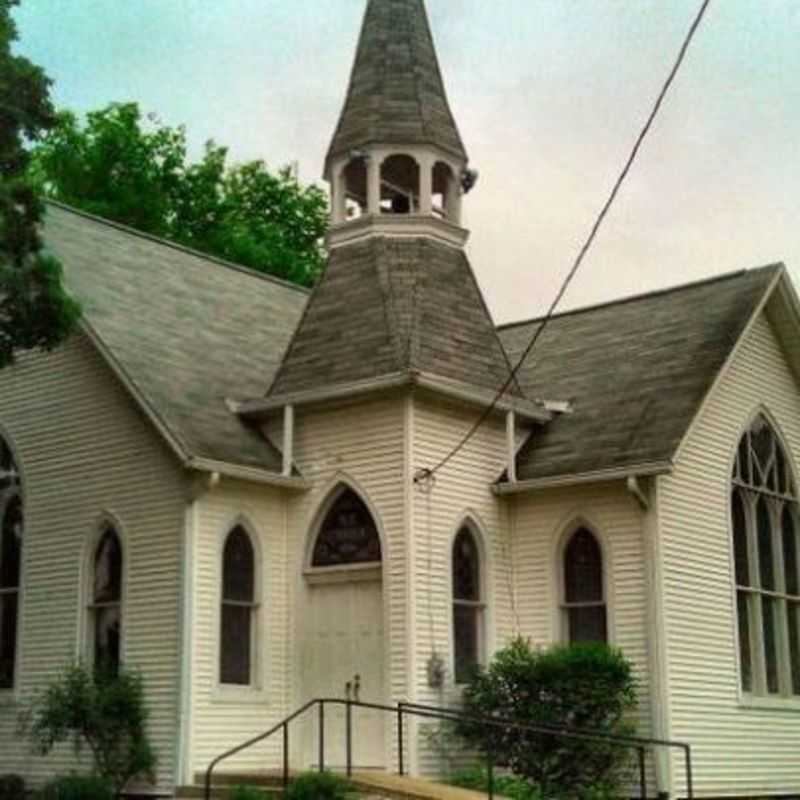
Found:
[326,0,473,246]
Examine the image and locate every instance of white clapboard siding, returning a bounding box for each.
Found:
[409,396,514,775]
[187,481,290,778]
[0,334,186,791]
[659,311,800,797]
[512,483,654,787]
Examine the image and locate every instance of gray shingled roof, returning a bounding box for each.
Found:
[267,236,519,398]
[42,202,308,471]
[498,265,781,482]
[325,0,467,175]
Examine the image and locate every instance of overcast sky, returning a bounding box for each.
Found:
[14,0,800,324]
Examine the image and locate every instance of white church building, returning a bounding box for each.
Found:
[1,0,799,797]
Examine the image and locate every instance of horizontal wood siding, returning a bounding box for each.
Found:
[512,484,653,760]
[409,396,513,776]
[660,312,800,797]
[188,482,289,777]
[0,334,186,791]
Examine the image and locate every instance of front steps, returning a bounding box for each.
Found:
[176,771,494,800]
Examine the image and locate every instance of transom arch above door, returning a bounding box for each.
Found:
[306,482,383,571]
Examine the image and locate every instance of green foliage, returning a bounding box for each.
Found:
[448,766,542,800]
[40,774,113,800]
[0,774,25,800]
[458,638,637,799]
[24,663,156,797]
[228,786,268,800]
[30,102,328,286]
[0,0,81,368]
[285,771,354,800]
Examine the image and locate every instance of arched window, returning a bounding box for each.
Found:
[562,528,607,644]
[89,527,123,675]
[0,437,21,690]
[220,526,257,686]
[732,414,799,696]
[311,489,381,568]
[452,527,484,683]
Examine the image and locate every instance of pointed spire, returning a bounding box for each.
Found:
[325,0,467,178]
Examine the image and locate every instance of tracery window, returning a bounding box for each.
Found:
[732,414,799,697]
[452,527,484,683]
[562,528,607,644]
[311,490,381,568]
[89,527,123,675]
[0,438,21,690]
[220,526,257,686]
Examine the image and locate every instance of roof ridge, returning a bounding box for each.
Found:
[44,199,311,296]
[497,264,784,332]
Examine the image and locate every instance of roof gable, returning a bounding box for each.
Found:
[43,202,308,472]
[499,265,782,482]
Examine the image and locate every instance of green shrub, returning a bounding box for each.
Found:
[0,775,25,800]
[285,771,354,800]
[448,766,542,800]
[229,786,268,800]
[23,663,156,797]
[40,774,113,800]
[458,638,637,799]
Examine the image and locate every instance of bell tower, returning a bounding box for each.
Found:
[324,0,474,249]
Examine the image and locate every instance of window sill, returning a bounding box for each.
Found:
[211,685,271,706]
[739,694,800,712]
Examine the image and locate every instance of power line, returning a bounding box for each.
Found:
[414,0,712,484]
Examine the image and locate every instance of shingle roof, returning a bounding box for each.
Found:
[267,237,518,398]
[325,0,467,176]
[498,265,781,482]
[42,202,308,471]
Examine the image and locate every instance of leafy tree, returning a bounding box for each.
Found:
[457,638,637,799]
[0,0,80,368]
[24,663,156,798]
[31,103,328,286]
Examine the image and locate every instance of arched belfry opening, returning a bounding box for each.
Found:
[380,154,420,215]
[433,161,460,221]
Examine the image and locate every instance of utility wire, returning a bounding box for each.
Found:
[415,0,712,483]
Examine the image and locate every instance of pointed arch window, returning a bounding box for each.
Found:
[0,437,22,690]
[732,414,799,697]
[452,527,484,683]
[562,528,607,644]
[311,489,381,568]
[89,527,123,675]
[220,526,257,686]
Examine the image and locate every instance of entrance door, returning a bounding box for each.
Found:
[302,577,385,769]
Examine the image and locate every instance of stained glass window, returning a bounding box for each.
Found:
[563,528,607,644]
[731,414,799,697]
[452,528,483,683]
[220,526,257,686]
[90,528,123,675]
[311,490,381,568]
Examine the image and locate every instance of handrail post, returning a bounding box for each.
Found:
[685,744,694,800]
[283,722,289,792]
[487,749,495,800]
[204,766,212,800]
[346,698,353,778]
[397,702,405,776]
[638,747,647,800]
[319,700,325,773]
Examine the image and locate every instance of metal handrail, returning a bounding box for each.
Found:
[203,697,694,800]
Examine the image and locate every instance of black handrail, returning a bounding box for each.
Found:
[204,698,693,800]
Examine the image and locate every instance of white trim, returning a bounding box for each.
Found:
[326,212,470,250]
[176,499,197,785]
[282,405,295,478]
[187,458,310,491]
[673,268,784,466]
[78,514,128,668]
[494,461,673,495]
[214,516,266,698]
[551,516,614,645]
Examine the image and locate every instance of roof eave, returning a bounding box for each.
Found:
[493,460,673,495]
[238,370,551,424]
[187,457,311,491]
